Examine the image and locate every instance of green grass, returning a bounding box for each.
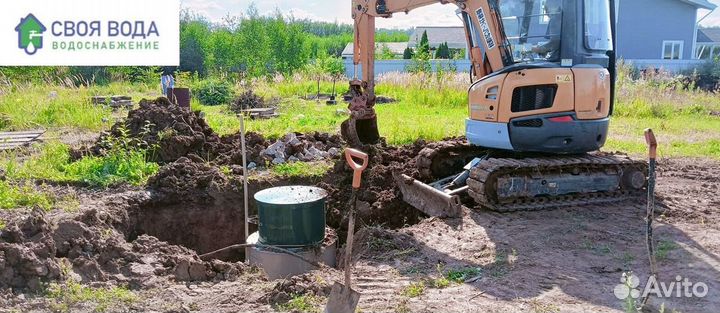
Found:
[277,294,324,313]
[46,278,137,313]
[271,161,333,178]
[655,240,679,261]
[0,141,159,189]
[0,218,5,230]
[0,82,157,131]
[0,180,54,210]
[444,267,482,284]
[401,282,425,298]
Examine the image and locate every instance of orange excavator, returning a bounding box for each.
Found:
[342,0,647,214]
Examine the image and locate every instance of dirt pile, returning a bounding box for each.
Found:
[80,97,344,167]
[264,273,331,304]
[0,203,249,292]
[320,139,429,229]
[230,90,266,113]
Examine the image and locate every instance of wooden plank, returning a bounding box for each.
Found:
[0,137,39,143]
[0,130,45,137]
[0,133,44,140]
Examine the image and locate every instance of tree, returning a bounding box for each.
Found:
[418,30,431,56]
[435,42,451,59]
[403,47,414,59]
[376,44,395,60]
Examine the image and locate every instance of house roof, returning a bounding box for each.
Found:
[341,42,409,56]
[698,28,720,43]
[678,0,716,10]
[408,26,467,49]
[14,13,46,32]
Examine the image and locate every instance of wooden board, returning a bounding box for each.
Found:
[0,130,45,151]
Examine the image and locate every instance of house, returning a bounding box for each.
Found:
[14,13,46,55]
[616,0,716,71]
[341,42,408,59]
[695,28,720,60]
[408,26,468,59]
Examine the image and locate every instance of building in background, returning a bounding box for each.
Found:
[341,42,408,59]
[696,28,720,60]
[616,0,716,72]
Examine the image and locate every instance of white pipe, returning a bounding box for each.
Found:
[240,114,250,256]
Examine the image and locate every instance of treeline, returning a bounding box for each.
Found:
[0,6,410,84]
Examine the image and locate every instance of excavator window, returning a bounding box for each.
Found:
[584,0,613,51]
[498,0,562,63]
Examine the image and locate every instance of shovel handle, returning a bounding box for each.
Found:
[345,148,368,189]
[644,129,657,160]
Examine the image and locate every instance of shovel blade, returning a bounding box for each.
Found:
[324,282,360,313]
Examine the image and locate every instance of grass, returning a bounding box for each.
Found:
[444,267,482,284]
[0,218,5,230]
[401,282,425,298]
[277,294,324,313]
[271,161,333,178]
[0,180,54,210]
[0,141,159,189]
[46,278,137,313]
[0,82,156,131]
[655,240,679,261]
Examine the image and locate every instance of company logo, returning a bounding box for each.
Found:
[15,13,46,55]
[613,273,709,300]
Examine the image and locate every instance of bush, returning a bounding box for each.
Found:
[195,80,233,106]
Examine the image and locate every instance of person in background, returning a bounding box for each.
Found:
[161,73,174,96]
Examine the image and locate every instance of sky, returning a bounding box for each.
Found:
[182,0,720,28]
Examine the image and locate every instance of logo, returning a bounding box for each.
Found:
[14,13,46,55]
[613,273,709,300]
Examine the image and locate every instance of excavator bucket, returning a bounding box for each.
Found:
[393,172,462,218]
[341,116,379,147]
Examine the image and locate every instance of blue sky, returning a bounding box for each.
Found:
[181,0,720,28]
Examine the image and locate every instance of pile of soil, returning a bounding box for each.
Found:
[320,139,429,229]
[229,90,265,113]
[264,273,331,304]
[78,97,343,167]
[0,207,248,292]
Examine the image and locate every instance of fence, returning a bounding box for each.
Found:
[624,59,706,74]
[341,58,708,78]
[342,59,471,79]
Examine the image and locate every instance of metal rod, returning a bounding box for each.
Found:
[240,114,250,251]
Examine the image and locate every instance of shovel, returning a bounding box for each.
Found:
[325,148,368,313]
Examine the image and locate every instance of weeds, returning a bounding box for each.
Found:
[46,278,137,313]
[655,240,679,261]
[401,282,425,298]
[272,161,332,178]
[444,266,482,284]
[277,294,324,313]
[0,218,6,230]
[0,180,54,210]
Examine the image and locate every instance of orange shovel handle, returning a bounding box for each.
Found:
[345,148,368,189]
[644,128,657,160]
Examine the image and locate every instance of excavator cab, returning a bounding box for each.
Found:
[464,0,616,154]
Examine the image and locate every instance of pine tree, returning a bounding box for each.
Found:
[403,47,414,59]
[418,30,430,57]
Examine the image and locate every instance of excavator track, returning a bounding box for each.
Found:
[465,155,648,212]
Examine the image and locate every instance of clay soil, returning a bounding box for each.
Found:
[2,102,719,312]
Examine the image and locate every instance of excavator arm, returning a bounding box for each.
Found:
[342,0,513,146]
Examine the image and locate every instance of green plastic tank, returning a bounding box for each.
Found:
[254,186,327,246]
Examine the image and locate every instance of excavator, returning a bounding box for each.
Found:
[342,0,648,214]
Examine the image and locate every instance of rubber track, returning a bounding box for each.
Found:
[466,154,648,212]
